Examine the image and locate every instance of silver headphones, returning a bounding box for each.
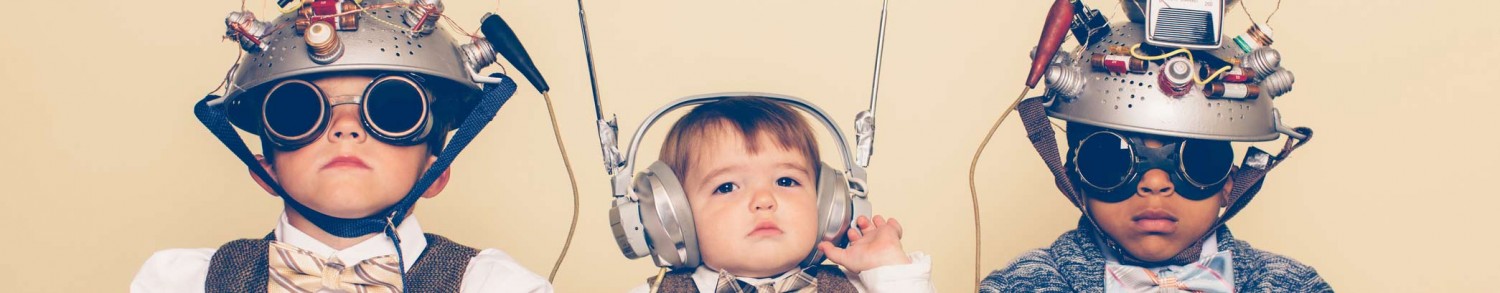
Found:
[607,92,873,270]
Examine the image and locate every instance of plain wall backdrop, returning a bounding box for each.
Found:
[1,0,1496,291]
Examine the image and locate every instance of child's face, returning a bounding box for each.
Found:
[683,125,819,278]
[1085,135,1229,263]
[261,75,436,219]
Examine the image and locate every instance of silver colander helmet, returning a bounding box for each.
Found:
[220,0,498,133]
[1039,21,1306,142]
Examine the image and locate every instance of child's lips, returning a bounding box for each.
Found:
[322,156,370,170]
[1132,210,1178,234]
[748,221,783,237]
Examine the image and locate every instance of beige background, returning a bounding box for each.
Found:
[1,0,1496,291]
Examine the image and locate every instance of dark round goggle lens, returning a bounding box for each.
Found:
[1076,132,1134,190]
[1179,139,1234,187]
[262,81,325,142]
[363,78,427,138]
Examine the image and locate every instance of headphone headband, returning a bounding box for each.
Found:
[611,92,867,198]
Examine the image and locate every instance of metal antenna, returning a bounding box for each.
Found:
[577,0,623,174]
[854,0,889,168]
[578,0,604,121]
[868,0,889,115]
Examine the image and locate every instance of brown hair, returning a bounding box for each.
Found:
[659,96,821,179]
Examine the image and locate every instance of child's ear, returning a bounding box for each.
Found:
[250,154,279,198]
[1218,167,1236,207]
[420,156,450,199]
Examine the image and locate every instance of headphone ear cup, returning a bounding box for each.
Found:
[636,161,701,269]
[803,162,851,267]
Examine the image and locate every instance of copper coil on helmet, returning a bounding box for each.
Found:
[225,11,272,52]
[404,0,444,36]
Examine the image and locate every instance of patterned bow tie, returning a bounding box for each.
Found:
[1105,250,1235,293]
[267,241,404,293]
[713,268,816,293]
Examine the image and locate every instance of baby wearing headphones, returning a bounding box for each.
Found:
[629,97,933,293]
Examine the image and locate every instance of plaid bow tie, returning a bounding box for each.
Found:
[1105,250,1235,293]
[713,267,816,293]
[267,241,404,293]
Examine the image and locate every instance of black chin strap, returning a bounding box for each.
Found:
[193,73,517,238]
[1017,96,1313,264]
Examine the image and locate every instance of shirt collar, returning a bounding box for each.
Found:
[1099,232,1220,268]
[273,212,428,271]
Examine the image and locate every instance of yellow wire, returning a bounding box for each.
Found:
[968,86,1029,286]
[1127,44,1232,85]
[540,92,582,283]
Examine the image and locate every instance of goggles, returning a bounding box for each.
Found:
[261,75,435,150]
[1070,130,1234,202]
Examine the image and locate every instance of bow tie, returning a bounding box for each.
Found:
[267,241,404,293]
[713,268,816,293]
[1105,250,1235,293]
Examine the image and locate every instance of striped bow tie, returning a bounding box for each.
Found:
[267,241,404,293]
[713,268,816,293]
[1105,250,1235,293]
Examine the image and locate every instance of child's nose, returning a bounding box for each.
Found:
[1136,169,1174,196]
[325,106,367,144]
[750,189,778,212]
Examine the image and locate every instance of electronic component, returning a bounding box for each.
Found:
[1204,82,1258,99]
[1090,53,1148,74]
[225,11,273,52]
[1145,0,1225,49]
[294,0,360,33]
[1232,23,1275,54]
[405,0,444,36]
[304,22,345,64]
[1158,56,1195,97]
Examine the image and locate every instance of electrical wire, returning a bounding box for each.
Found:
[539,92,581,283]
[1127,43,1232,85]
[968,87,1029,285]
[649,267,668,293]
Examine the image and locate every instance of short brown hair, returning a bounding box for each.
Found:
[659,96,821,179]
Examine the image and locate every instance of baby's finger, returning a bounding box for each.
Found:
[886,217,904,239]
[846,223,865,242]
[858,216,878,234]
[818,241,848,263]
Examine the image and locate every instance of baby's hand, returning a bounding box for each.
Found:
[817,215,911,273]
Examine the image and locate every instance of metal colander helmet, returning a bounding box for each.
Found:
[220,0,499,135]
[1038,21,1307,142]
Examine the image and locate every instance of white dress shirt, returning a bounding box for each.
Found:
[627,252,934,293]
[131,213,553,293]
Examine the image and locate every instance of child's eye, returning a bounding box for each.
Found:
[713,183,738,194]
[776,177,801,187]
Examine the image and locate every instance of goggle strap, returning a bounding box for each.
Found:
[1217,127,1312,224]
[1018,96,1085,207]
[387,74,518,227]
